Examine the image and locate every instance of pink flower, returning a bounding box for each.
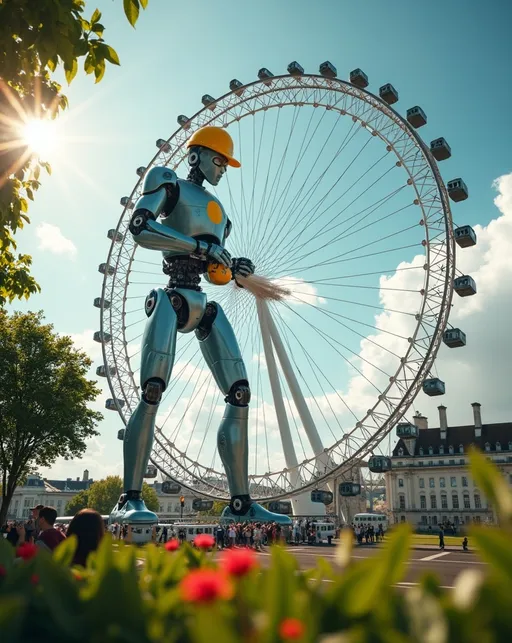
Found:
[279,618,305,640]
[164,539,180,552]
[220,547,258,577]
[180,569,233,604]
[16,543,38,560]
[193,533,215,549]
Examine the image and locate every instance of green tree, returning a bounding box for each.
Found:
[0,310,103,525]
[87,475,159,514]
[0,0,149,306]
[65,489,90,516]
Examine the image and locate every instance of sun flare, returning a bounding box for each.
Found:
[22,118,59,157]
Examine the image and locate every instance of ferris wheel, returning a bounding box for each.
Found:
[95,61,477,509]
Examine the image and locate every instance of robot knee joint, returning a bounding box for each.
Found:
[165,289,189,329]
[226,381,251,406]
[143,378,164,404]
[195,302,218,340]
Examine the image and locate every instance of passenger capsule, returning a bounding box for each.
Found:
[350,68,369,88]
[93,297,110,309]
[93,330,111,343]
[447,178,469,202]
[120,196,135,208]
[319,61,337,79]
[98,263,115,276]
[96,364,117,377]
[379,83,399,105]
[406,106,427,128]
[454,275,477,297]
[287,61,304,76]
[156,138,171,152]
[229,79,244,96]
[368,455,392,473]
[201,94,216,110]
[136,166,146,177]
[177,115,191,130]
[105,398,125,410]
[117,428,125,441]
[311,490,334,504]
[258,68,274,85]
[162,480,181,494]
[423,378,446,397]
[339,482,361,496]
[107,229,123,243]
[144,465,157,478]
[430,137,452,161]
[396,422,419,438]
[454,225,477,248]
[443,328,467,348]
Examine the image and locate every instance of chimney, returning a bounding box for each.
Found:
[438,405,448,440]
[413,411,428,430]
[83,469,89,482]
[76,477,80,482]
[472,402,482,438]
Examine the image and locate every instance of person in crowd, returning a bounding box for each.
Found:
[66,509,105,567]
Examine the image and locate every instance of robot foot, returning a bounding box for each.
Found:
[220,499,292,526]
[110,492,158,525]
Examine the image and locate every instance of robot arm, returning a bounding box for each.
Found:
[129,167,231,266]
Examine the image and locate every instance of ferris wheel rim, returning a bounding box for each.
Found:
[99,71,455,501]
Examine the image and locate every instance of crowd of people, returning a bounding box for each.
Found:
[351,522,385,544]
[1,503,105,567]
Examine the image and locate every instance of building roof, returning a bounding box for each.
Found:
[392,422,512,457]
[45,479,93,492]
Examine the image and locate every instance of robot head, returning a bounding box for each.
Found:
[186,126,240,186]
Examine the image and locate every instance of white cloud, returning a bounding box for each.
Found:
[70,329,103,361]
[36,222,77,258]
[276,276,326,306]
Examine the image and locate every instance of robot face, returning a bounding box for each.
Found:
[198,147,228,186]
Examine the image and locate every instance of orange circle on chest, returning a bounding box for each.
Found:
[206,200,223,224]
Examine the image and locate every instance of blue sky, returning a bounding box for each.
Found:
[9,0,512,483]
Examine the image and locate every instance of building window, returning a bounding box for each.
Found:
[463,494,470,509]
[474,516,481,524]
[418,461,424,466]
[441,494,448,509]
[431,515,437,525]
[452,494,459,509]
[419,478,425,488]
[450,476,457,487]
[429,461,434,466]
[462,476,468,487]
[459,444,464,454]
[398,448,404,456]
[420,495,426,509]
[508,441,512,451]
[430,495,437,509]
[429,478,435,488]
[485,442,490,452]
[459,459,465,465]
[474,494,481,509]
[419,447,424,455]
[440,477,446,488]
[397,462,403,467]
[398,478,404,488]
[400,515,406,523]
[399,495,405,510]
[421,516,427,524]
[449,459,455,465]
[439,460,445,465]
[449,445,454,455]
[496,441,501,451]
[439,445,444,455]
[428,446,433,455]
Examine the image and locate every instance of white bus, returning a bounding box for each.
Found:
[353,513,388,532]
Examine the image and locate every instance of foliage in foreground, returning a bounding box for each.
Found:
[0,449,511,643]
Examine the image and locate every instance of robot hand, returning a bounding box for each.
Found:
[203,242,232,268]
[232,258,255,279]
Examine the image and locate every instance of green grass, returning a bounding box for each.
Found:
[410,534,467,547]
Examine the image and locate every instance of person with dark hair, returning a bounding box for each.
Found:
[66,509,105,567]
[35,506,66,552]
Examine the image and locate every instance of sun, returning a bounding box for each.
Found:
[22,118,59,158]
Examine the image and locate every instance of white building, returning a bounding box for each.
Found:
[385,403,512,529]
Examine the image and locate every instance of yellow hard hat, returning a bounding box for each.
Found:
[186,126,241,168]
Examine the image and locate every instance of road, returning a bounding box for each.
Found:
[255,545,484,590]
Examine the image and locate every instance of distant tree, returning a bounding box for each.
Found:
[0,0,149,306]
[0,310,103,525]
[65,489,90,516]
[87,476,159,515]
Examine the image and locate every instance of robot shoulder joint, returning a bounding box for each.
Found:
[141,166,178,195]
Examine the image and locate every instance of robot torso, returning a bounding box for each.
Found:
[160,179,228,260]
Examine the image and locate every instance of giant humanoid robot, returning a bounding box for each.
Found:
[111,126,291,525]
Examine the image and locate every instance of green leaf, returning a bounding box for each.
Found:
[139,0,149,7]
[0,597,25,641]
[65,58,79,84]
[90,8,102,25]
[123,0,140,27]
[470,528,512,585]
[26,187,34,201]
[469,447,512,526]
[53,534,78,566]
[84,52,95,75]
[103,45,120,66]
[91,23,105,37]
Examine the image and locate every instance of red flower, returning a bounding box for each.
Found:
[16,543,38,561]
[220,547,258,577]
[30,574,39,586]
[164,539,180,552]
[180,569,233,604]
[193,533,215,549]
[0,564,6,578]
[279,618,305,640]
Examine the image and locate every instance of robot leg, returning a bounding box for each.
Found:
[196,302,291,526]
[113,288,178,524]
